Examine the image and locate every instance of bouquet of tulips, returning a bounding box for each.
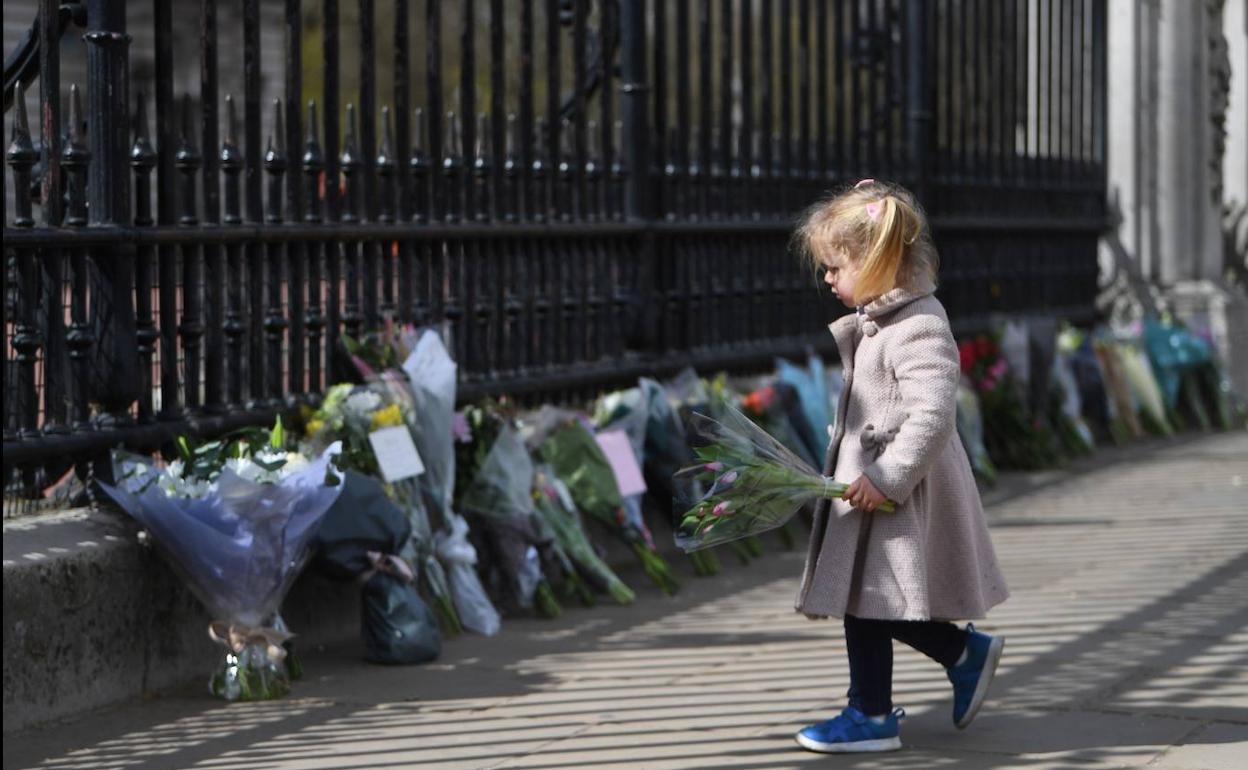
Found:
[531,463,636,605]
[674,404,893,552]
[531,407,681,596]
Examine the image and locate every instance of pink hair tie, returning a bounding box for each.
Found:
[865,201,883,221]
[854,178,875,189]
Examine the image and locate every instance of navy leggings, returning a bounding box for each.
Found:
[844,614,968,716]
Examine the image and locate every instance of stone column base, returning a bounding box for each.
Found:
[1166,279,1248,398]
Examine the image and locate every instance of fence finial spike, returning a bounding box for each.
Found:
[224,94,238,146]
[412,106,425,152]
[345,103,357,145]
[506,112,518,155]
[380,105,394,160]
[271,98,285,154]
[68,83,85,144]
[560,117,573,160]
[11,83,29,137]
[131,93,156,168]
[133,91,149,139]
[7,84,36,163]
[445,111,459,156]
[474,112,489,158]
[341,104,359,167]
[180,94,195,144]
[303,102,323,169]
[306,100,319,143]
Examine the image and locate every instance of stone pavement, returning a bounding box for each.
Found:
[6,432,1247,770]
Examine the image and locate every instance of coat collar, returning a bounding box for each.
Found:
[860,274,937,322]
[826,275,937,344]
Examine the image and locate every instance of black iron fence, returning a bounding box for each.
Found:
[3,0,1107,499]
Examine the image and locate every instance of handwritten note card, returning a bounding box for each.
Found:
[368,426,425,483]
[595,430,647,498]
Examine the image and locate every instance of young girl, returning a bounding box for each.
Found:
[791,180,1010,753]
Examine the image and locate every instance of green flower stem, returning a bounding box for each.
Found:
[631,542,680,596]
[432,593,464,636]
[726,539,753,565]
[776,521,797,550]
[698,548,722,574]
[562,570,598,607]
[283,642,303,681]
[534,581,563,619]
[687,550,720,576]
[604,576,637,605]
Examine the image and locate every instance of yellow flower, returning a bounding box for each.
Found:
[305,418,326,437]
[370,404,404,430]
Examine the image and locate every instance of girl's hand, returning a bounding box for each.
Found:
[846,475,888,512]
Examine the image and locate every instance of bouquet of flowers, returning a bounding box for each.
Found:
[1048,332,1096,458]
[662,370,765,563]
[959,334,1060,470]
[1108,337,1173,436]
[531,407,681,596]
[674,404,893,552]
[741,381,821,465]
[637,377,721,576]
[776,354,832,457]
[458,421,565,617]
[99,419,343,700]
[531,463,635,604]
[592,388,660,545]
[306,382,463,635]
[956,379,998,485]
[399,329,501,636]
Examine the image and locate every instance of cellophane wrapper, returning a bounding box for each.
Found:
[100,445,342,700]
[675,406,850,552]
[402,329,501,635]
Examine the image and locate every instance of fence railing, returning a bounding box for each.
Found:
[3,0,1107,500]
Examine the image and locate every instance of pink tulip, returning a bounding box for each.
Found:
[713,501,731,516]
[704,462,724,472]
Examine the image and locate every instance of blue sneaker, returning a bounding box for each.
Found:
[795,706,905,753]
[947,623,1005,729]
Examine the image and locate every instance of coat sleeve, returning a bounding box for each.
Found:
[861,311,960,504]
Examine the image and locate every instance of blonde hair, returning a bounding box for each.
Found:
[793,180,939,303]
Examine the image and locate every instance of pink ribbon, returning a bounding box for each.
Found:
[359,551,416,585]
[208,621,292,663]
[865,201,883,220]
[854,178,875,188]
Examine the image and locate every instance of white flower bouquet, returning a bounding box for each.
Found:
[99,419,343,701]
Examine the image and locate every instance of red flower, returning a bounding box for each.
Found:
[742,386,776,415]
[959,341,977,373]
[975,336,996,358]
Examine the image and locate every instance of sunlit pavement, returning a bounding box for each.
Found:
[6,432,1247,770]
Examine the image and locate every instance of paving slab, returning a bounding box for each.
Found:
[1148,722,1248,770]
[5,432,1248,770]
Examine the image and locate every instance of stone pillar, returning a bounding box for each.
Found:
[1224,0,1247,235]
[1105,0,1248,397]
[1162,0,1248,399]
[1156,0,1209,285]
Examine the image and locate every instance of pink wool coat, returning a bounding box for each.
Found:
[795,278,1009,621]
